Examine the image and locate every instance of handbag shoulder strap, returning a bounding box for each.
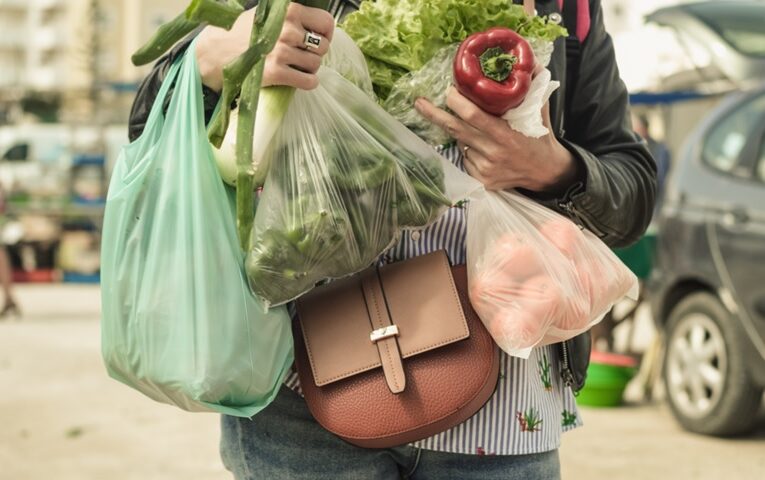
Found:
[559,0,591,43]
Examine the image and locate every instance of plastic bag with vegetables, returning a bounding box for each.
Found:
[246,47,477,307]
[212,28,375,187]
[466,190,639,358]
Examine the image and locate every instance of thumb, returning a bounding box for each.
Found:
[541,101,553,131]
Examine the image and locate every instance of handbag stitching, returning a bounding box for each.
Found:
[298,286,381,385]
[297,262,501,443]
[332,266,499,441]
[299,251,470,384]
[395,253,470,354]
[297,284,380,386]
[325,328,499,441]
[335,304,499,440]
[364,272,402,392]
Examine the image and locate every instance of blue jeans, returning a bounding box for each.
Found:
[220,387,561,480]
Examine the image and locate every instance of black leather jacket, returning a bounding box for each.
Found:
[127,0,656,392]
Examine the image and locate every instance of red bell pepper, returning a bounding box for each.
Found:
[453,27,535,116]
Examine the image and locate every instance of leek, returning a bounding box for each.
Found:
[132,0,329,250]
[212,85,295,186]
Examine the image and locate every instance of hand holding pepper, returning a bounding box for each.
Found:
[415,88,580,194]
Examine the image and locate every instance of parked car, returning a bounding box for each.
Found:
[648,85,765,436]
[635,0,765,167]
[646,0,765,93]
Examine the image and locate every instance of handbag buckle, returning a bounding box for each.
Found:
[370,325,400,343]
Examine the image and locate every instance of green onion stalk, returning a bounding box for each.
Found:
[132,0,330,250]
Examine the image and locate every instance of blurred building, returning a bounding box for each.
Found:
[0,0,187,125]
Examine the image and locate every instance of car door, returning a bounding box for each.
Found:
[704,93,765,356]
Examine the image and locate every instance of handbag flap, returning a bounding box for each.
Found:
[296,251,470,386]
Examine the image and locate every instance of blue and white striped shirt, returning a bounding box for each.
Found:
[285,144,582,456]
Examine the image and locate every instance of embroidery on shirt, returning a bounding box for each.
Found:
[562,409,578,427]
[452,198,470,209]
[516,408,543,432]
[475,447,496,456]
[539,353,553,391]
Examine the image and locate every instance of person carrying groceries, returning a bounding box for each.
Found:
[128,1,655,478]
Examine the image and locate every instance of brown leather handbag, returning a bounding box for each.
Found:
[294,250,500,449]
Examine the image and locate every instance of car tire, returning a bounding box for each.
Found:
[663,292,763,436]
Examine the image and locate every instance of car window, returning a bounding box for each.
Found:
[687,3,765,57]
[703,93,765,176]
[757,136,765,183]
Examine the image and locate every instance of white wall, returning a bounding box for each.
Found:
[601,0,691,92]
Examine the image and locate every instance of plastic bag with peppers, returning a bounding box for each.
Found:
[466,190,639,358]
[382,27,559,146]
[246,35,478,307]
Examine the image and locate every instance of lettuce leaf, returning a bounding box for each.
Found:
[342,0,567,99]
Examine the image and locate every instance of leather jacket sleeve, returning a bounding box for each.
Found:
[128,33,221,143]
[550,0,657,248]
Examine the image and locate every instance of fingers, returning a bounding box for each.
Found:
[288,3,335,40]
[266,4,333,91]
[265,60,320,90]
[541,101,553,132]
[414,97,486,145]
[459,142,498,189]
[446,87,503,135]
[271,43,323,74]
[282,22,330,56]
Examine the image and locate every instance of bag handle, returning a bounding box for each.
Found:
[140,46,187,133]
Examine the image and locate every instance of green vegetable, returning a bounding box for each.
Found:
[131,0,245,66]
[342,0,567,99]
[212,86,296,186]
[244,114,450,304]
[134,0,330,250]
[246,205,349,304]
[395,152,451,227]
[327,139,397,190]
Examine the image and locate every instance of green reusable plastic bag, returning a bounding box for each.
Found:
[100,41,293,417]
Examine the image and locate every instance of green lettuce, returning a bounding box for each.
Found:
[342,0,567,99]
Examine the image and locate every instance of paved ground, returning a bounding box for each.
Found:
[0,285,763,480]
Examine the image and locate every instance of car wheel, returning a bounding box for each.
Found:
[663,292,763,436]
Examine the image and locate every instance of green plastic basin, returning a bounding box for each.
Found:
[577,354,638,407]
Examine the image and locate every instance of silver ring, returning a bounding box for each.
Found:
[304,31,322,50]
[462,145,471,157]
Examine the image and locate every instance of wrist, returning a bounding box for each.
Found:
[528,142,580,195]
[196,30,224,92]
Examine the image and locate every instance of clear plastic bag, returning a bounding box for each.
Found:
[467,189,638,358]
[382,45,458,146]
[246,66,478,307]
[382,40,557,145]
[322,27,376,99]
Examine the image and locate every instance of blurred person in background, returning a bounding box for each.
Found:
[634,114,671,218]
[0,182,20,319]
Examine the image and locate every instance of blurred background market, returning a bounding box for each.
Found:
[1,0,764,479]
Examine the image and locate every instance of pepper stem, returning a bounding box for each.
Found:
[479,47,518,83]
